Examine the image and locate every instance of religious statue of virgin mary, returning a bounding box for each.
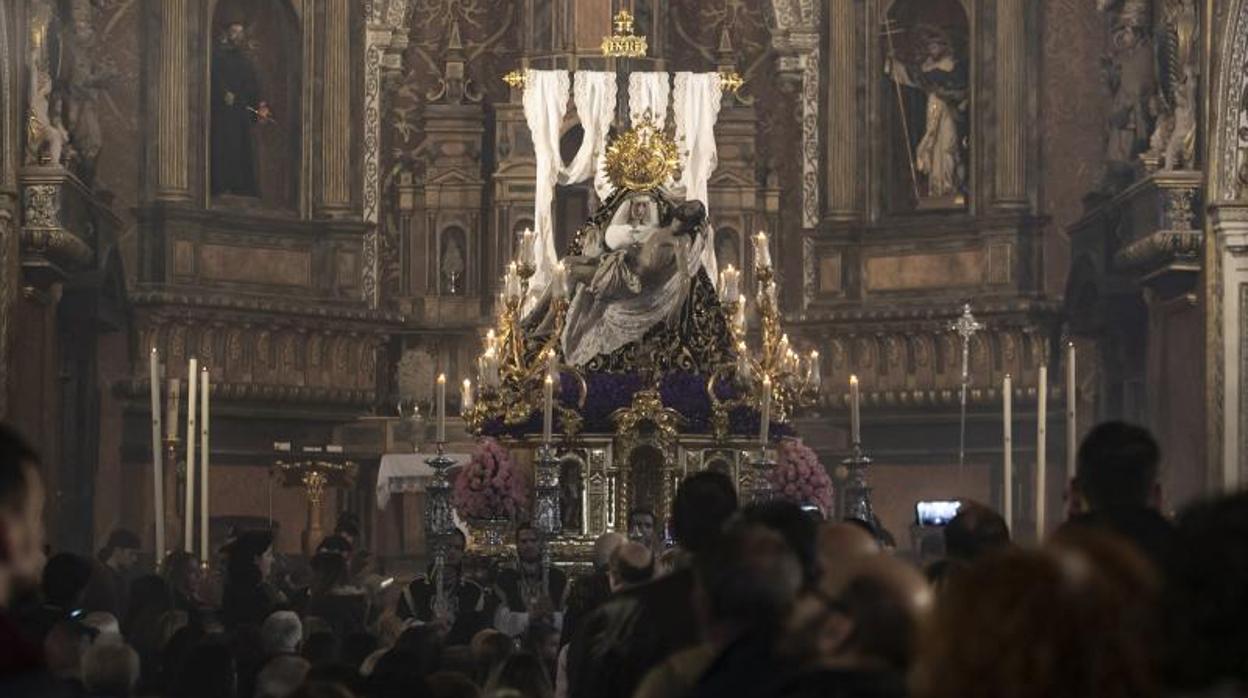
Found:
[523,121,733,373]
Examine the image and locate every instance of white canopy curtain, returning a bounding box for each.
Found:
[673,71,723,284]
[522,69,618,308]
[628,72,671,126]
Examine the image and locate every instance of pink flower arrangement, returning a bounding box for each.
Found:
[453,438,529,520]
[768,439,834,515]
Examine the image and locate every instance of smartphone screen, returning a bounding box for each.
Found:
[915,500,962,527]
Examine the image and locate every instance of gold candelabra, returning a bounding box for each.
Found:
[708,231,821,442]
[464,249,587,439]
[272,452,358,555]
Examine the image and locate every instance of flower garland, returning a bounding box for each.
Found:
[768,438,834,516]
[452,438,528,520]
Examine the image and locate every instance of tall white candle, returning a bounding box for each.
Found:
[166,378,180,440]
[462,378,474,413]
[436,374,446,443]
[1036,365,1048,541]
[199,367,210,566]
[850,375,861,445]
[520,228,535,267]
[760,375,772,445]
[1066,342,1077,494]
[808,350,821,391]
[753,231,772,270]
[736,342,752,381]
[543,375,554,444]
[1003,374,1013,529]
[149,349,166,564]
[185,358,197,554]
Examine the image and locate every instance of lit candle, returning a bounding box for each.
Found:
[504,262,521,302]
[736,341,752,381]
[1003,373,1013,528]
[850,375,861,446]
[149,349,165,562]
[520,228,535,267]
[808,350,821,391]
[552,262,568,301]
[436,374,447,443]
[185,358,197,554]
[753,231,772,270]
[485,330,497,354]
[724,265,741,304]
[199,366,210,566]
[462,378,474,413]
[166,378,180,440]
[1036,365,1048,541]
[1066,342,1076,494]
[734,301,747,335]
[543,374,554,444]
[760,375,772,445]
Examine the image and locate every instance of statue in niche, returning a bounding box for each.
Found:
[211,20,272,197]
[442,233,466,295]
[884,22,969,206]
[1097,0,1156,192]
[559,459,583,533]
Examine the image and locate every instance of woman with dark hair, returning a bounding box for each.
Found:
[221,530,283,630]
[163,550,207,622]
[303,552,367,638]
[486,652,554,698]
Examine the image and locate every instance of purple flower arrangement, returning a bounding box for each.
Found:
[478,370,794,440]
[452,438,528,519]
[768,438,834,515]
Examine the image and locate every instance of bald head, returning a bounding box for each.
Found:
[817,522,880,586]
[593,531,627,570]
[609,542,654,590]
[813,555,931,671]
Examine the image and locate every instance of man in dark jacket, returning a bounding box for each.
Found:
[1061,421,1174,568]
[566,471,738,698]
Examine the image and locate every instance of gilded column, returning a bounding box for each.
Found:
[156,0,190,201]
[994,0,1028,206]
[826,0,858,219]
[321,0,352,212]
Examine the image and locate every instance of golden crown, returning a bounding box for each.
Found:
[604,114,681,192]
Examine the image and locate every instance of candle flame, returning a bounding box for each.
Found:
[850,374,858,385]
[437,374,446,384]
[544,375,553,385]
[463,378,471,389]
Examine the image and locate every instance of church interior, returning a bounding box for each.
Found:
[1,0,1247,694]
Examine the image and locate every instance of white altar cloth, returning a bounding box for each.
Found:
[376,453,467,509]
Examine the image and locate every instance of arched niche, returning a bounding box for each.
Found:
[881,0,971,213]
[715,227,741,275]
[558,456,586,535]
[439,225,467,296]
[208,0,302,210]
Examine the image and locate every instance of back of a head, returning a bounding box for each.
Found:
[472,629,515,681]
[1076,421,1160,511]
[44,620,91,679]
[485,652,553,698]
[83,611,122,641]
[310,551,349,593]
[672,471,738,554]
[592,531,627,569]
[698,511,803,633]
[609,541,655,587]
[255,655,312,698]
[176,639,239,698]
[943,502,1010,562]
[742,500,818,586]
[369,648,430,698]
[262,610,304,656]
[289,681,356,698]
[826,556,931,672]
[911,546,1158,698]
[82,640,140,696]
[1163,490,1248,692]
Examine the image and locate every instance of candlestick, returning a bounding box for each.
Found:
[1037,365,1048,541]
[1066,342,1077,494]
[850,375,861,445]
[166,378,180,440]
[185,358,198,554]
[760,375,772,445]
[199,367,210,566]
[436,374,446,443]
[462,378,474,413]
[753,231,772,270]
[543,375,554,444]
[149,349,166,563]
[1003,374,1013,528]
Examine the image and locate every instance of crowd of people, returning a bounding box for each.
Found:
[1,420,1246,697]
